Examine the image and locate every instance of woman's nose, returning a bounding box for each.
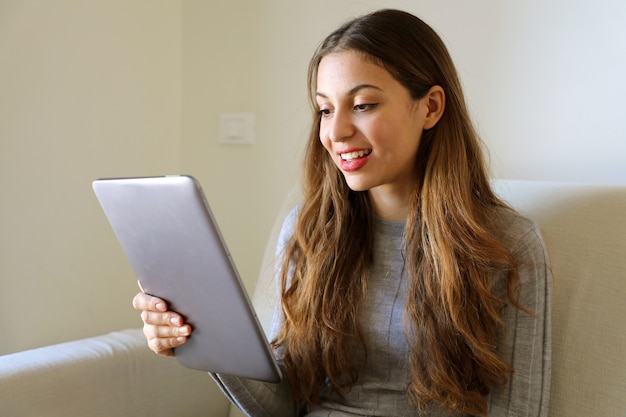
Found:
[328,110,355,142]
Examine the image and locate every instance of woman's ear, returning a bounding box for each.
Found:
[423,85,445,130]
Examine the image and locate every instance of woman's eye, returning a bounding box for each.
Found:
[318,108,332,117]
[354,103,377,112]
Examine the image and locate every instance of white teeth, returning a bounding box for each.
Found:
[340,150,371,161]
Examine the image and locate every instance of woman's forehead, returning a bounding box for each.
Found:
[316,51,390,87]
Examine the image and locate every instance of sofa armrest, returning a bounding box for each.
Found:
[0,329,231,417]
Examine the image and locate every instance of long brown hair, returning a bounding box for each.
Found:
[272,9,524,415]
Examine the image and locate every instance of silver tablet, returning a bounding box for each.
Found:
[93,175,282,383]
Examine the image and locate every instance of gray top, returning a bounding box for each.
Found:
[212,206,551,417]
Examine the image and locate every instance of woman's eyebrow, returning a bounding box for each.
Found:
[316,84,383,99]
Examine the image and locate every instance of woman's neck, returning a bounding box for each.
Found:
[368,186,411,222]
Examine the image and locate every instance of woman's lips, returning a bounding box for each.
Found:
[338,149,372,172]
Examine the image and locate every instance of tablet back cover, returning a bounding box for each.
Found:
[93,175,281,383]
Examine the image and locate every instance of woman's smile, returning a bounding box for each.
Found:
[338,148,372,171]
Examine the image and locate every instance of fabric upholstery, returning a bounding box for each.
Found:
[0,329,230,417]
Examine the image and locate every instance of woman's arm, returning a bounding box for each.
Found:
[488,220,552,417]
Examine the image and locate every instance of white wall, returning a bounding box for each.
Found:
[459,0,626,184]
[0,0,182,355]
[2,0,624,355]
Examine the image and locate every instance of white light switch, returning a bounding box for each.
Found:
[218,113,255,145]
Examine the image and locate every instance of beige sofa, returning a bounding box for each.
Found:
[1,180,625,416]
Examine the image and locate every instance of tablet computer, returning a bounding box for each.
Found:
[92,175,282,383]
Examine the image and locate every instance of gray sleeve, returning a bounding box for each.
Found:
[210,372,298,417]
[488,222,552,417]
[209,208,301,417]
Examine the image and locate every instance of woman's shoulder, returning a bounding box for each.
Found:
[489,205,546,256]
[489,206,551,297]
[492,207,547,260]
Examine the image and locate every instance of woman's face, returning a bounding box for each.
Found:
[316,50,432,199]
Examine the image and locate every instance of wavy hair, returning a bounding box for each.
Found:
[272,9,525,416]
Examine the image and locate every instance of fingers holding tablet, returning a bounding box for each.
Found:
[133,291,192,356]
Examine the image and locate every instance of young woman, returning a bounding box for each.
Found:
[133,9,551,417]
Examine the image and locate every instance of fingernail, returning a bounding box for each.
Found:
[156,302,166,311]
[170,316,181,326]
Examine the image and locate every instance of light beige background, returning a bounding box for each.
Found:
[1,0,625,355]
